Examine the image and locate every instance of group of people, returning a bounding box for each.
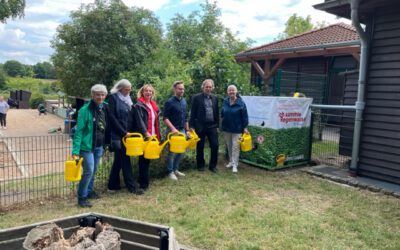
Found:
[72,78,249,208]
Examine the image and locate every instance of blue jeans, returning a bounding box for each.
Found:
[78,146,104,199]
[166,129,185,174]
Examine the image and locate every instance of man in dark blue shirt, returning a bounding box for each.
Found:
[163,81,189,180]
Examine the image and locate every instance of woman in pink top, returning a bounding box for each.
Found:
[134,84,161,191]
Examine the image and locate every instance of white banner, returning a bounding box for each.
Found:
[241,96,313,129]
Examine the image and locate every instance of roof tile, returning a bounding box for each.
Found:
[241,22,359,54]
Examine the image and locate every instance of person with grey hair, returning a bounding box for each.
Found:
[221,84,249,173]
[110,79,131,94]
[107,79,144,195]
[189,79,219,173]
[72,84,109,207]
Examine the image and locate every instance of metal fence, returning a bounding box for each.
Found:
[0,110,355,208]
[272,70,328,104]
[0,134,111,208]
[311,107,355,168]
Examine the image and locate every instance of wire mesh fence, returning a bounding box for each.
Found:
[0,109,355,208]
[0,134,111,208]
[311,107,355,168]
[270,70,328,103]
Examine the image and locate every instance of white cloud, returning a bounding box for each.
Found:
[0,50,50,65]
[217,0,350,45]
[180,0,198,4]
[0,25,27,46]
[26,0,88,16]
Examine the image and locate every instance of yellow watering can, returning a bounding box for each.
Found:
[143,136,169,159]
[238,133,252,152]
[65,156,83,182]
[168,132,190,153]
[276,154,286,167]
[122,132,145,156]
[187,130,200,150]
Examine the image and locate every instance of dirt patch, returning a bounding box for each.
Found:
[0,141,20,180]
[0,110,72,206]
[0,109,65,137]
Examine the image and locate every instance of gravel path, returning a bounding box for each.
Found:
[0,109,65,137]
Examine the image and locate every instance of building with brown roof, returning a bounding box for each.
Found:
[235,23,360,106]
[314,0,400,184]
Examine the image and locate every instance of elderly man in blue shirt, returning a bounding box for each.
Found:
[163,81,189,180]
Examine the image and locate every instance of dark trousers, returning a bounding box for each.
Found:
[0,113,6,127]
[196,127,219,170]
[108,147,136,192]
[138,156,150,189]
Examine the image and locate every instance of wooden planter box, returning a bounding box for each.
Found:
[0,212,178,250]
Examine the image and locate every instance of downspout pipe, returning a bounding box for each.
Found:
[349,0,368,175]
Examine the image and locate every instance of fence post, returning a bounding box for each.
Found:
[308,112,314,163]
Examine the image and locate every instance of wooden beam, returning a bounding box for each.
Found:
[351,52,360,63]
[264,58,286,81]
[262,59,271,95]
[250,60,265,77]
[236,46,360,62]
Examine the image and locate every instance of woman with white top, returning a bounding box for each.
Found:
[0,96,10,129]
[134,84,161,191]
[107,79,144,195]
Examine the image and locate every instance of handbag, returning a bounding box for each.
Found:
[110,139,121,152]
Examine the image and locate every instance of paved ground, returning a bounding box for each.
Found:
[0,109,70,180]
[304,165,400,198]
[0,109,65,137]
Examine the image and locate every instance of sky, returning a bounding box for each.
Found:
[0,0,349,65]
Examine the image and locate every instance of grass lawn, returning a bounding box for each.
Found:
[312,140,339,156]
[1,164,399,249]
[1,77,59,99]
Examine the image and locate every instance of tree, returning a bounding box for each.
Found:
[51,0,162,96]
[3,60,24,77]
[166,1,226,61]
[276,14,314,40]
[33,62,56,79]
[0,0,25,23]
[22,64,34,77]
[165,1,256,98]
[0,69,7,89]
[120,43,192,106]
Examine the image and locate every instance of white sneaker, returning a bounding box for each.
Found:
[225,162,232,168]
[175,170,185,177]
[3,126,7,130]
[232,166,238,173]
[169,172,178,181]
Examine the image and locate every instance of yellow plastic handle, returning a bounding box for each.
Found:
[127,132,143,138]
[276,154,286,160]
[168,132,185,140]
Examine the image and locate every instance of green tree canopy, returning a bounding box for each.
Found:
[33,62,56,79]
[164,1,256,99]
[0,68,7,89]
[3,60,24,77]
[0,0,25,23]
[51,0,162,96]
[276,14,314,40]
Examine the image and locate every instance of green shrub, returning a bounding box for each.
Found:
[0,69,7,90]
[29,95,46,108]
